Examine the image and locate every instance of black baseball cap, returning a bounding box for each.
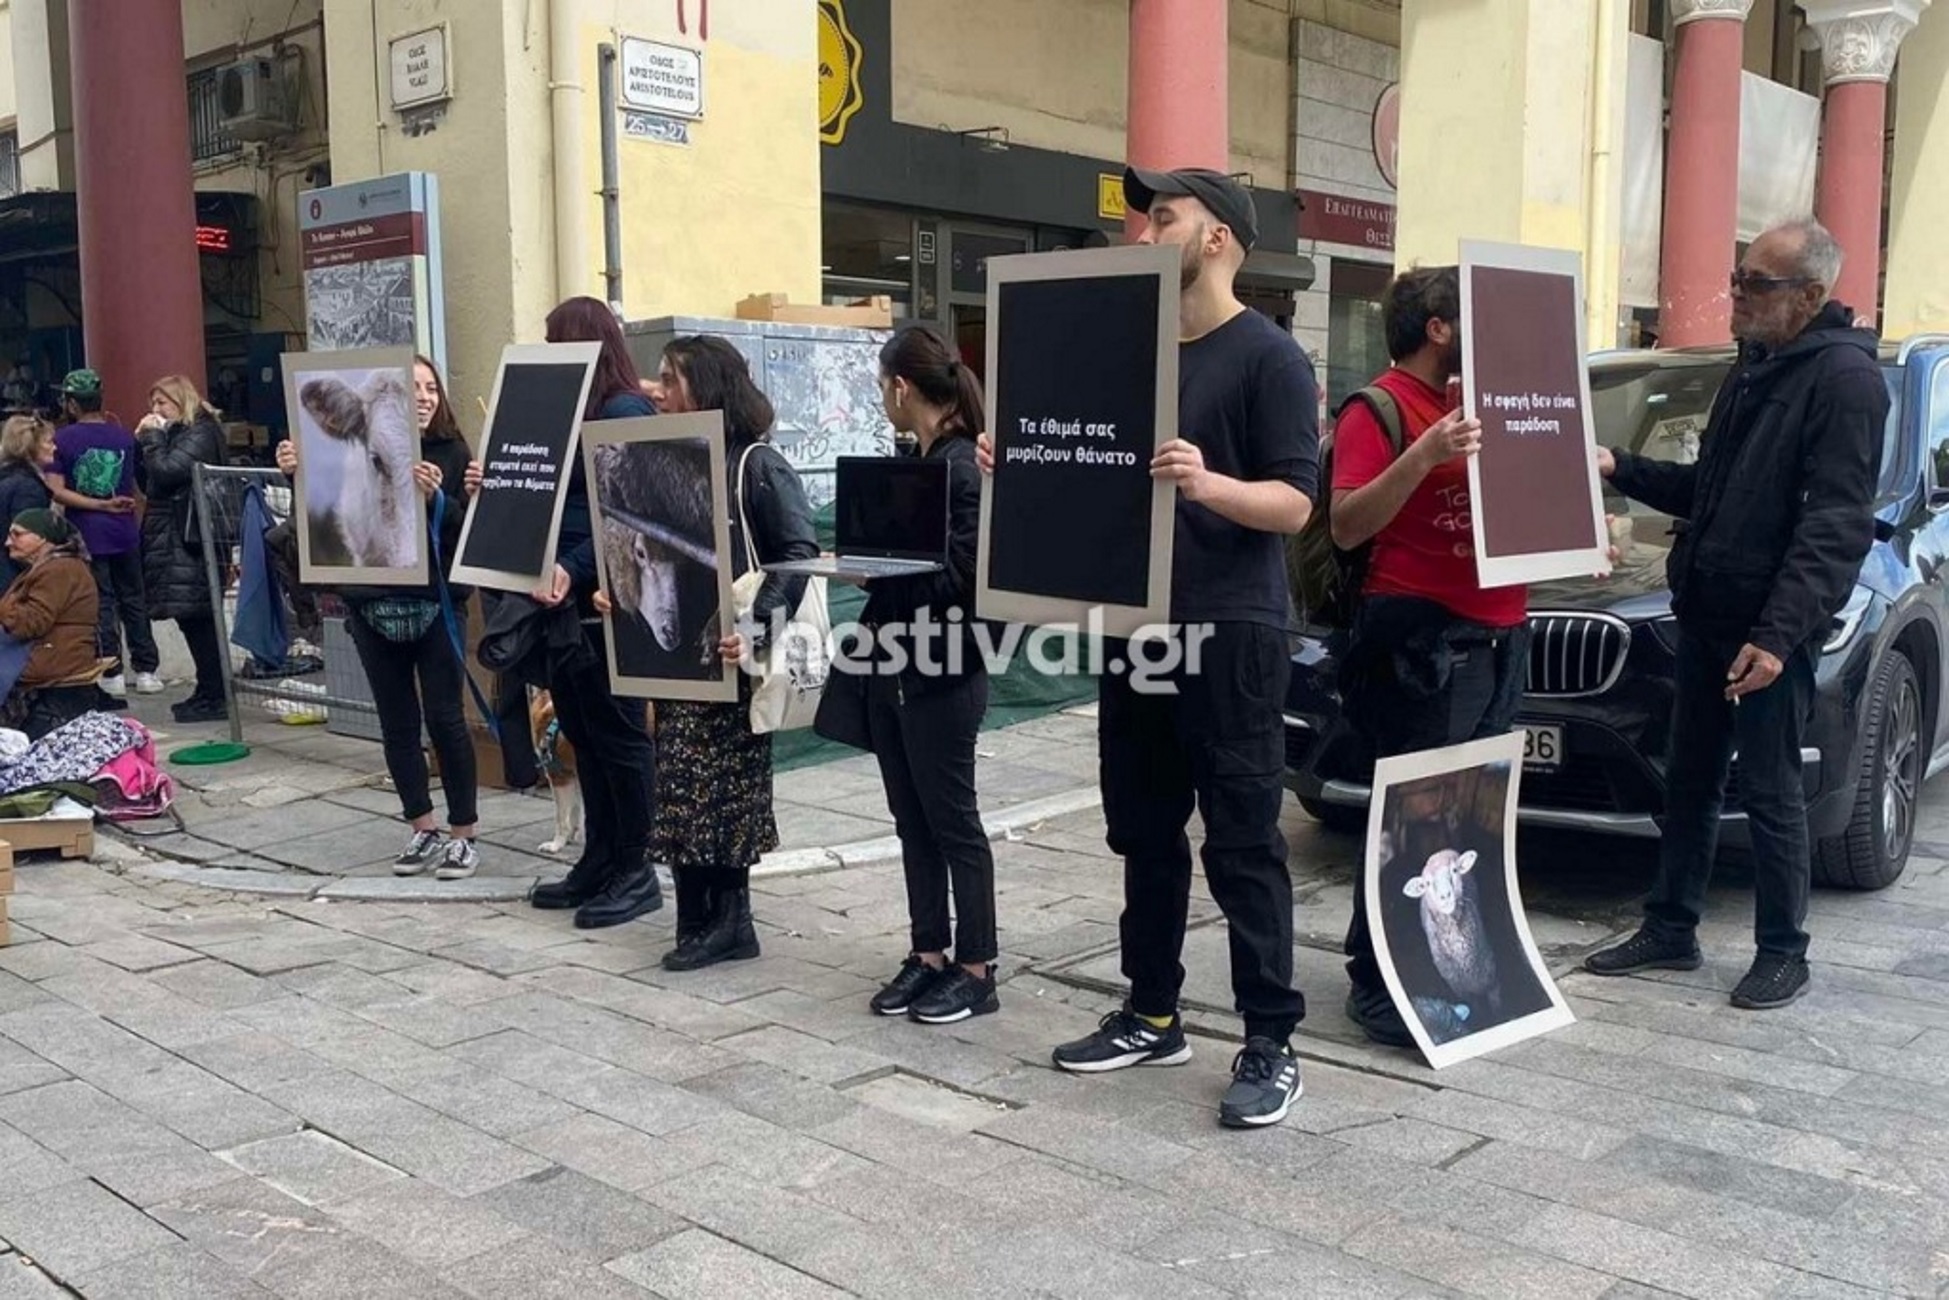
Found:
[1122,166,1259,252]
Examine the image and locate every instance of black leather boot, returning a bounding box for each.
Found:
[572,855,664,929]
[530,848,612,910]
[660,869,716,970]
[662,886,759,971]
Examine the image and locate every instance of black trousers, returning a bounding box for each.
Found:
[548,621,654,872]
[1341,596,1530,992]
[1645,628,1817,957]
[347,612,478,828]
[492,669,540,789]
[1101,621,1303,1043]
[175,613,226,703]
[92,551,158,675]
[867,670,997,964]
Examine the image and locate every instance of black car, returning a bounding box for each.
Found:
[1285,334,1949,891]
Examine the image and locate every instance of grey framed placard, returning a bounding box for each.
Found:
[450,341,602,593]
[281,345,428,587]
[976,243,1179,640]
[582,411,738,704]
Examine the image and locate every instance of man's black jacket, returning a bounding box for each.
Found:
[1610,301,1888,661]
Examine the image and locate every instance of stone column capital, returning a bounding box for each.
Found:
[1799,1,1933,83]
[1671,0,1756,25]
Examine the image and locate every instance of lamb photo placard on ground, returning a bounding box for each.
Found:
[1460,240,1611,588]
[1366,731,1575,1069]
[582,412,737,703]
[451,342,603,593]
[977,243,1178,639]
[282,346,428,586]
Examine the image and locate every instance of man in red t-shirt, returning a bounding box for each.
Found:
[1328,266,1532,1047]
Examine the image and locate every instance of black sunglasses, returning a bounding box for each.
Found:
[1730,272,1813,295]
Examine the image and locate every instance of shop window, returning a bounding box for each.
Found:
[0,131,18,199]
[821,201,914,319]
[187,68,240,165]
[1325,260,1394,414]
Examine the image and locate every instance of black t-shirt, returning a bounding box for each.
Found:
[1171,308,1320,627]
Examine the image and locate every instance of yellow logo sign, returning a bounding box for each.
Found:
[1098,174,1126,221]
[818,0,864,145]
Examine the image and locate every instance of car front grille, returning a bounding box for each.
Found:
[1526,612,1632,698]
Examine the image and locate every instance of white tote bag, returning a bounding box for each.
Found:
[731,444,832,734]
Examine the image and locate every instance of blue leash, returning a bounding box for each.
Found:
[429,491,501,741]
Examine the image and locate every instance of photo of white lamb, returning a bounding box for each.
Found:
[294,367,422,574]
[1403,848,1503,1018]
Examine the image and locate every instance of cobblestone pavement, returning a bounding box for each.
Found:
[2,716,1948,1296]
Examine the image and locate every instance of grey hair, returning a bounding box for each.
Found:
[1771,218,1845,293]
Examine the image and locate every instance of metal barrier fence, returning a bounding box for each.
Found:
[190,463,380,745]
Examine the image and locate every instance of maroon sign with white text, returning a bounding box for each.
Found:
[1297,189,1396,253]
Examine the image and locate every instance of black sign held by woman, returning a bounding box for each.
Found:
[451,342,601,592]
[977,244,1178,639]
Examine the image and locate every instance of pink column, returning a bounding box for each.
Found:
[1126,0,1229,239]
[1803,2,1929,328]
[1657,1,1752,348]
[68,0,205,418]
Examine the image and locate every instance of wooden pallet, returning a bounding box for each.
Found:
[0,817,92,862]
[0,840,12,946]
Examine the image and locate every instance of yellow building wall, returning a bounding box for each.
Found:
[575,0,821,322]
[887,0,1314,188]
[1,4,17,125]
[4,0,71,192]
[1884,8,1949,338]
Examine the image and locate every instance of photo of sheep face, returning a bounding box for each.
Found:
[283,348,428,586]
[583,413,738,704]
[1367,733,1574,1069]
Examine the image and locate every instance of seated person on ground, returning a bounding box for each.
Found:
[0,509,105,738]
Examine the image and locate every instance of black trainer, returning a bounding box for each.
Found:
[1730,953,1809,1010]
[1344,983,1415,1048]
[1051,1008,1193,1073]
[1583,927,1703,976]
[870,956,946,1017]
[910,967,999,1025]
[572,861,664,930]
[1220,1037,1303,1129]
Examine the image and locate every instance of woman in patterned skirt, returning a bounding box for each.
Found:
[599,336,817,969]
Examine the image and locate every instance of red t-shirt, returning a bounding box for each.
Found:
[1330,368,1526,628]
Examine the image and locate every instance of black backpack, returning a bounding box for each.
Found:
[1287,386,1407,629]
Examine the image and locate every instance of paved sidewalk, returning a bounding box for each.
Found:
[110,695,1104,901]
[1,738,1947,1296]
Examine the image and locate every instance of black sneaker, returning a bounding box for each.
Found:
[870,956,946,1017]
[1344,984,1415,1049]
[1583,927,1703,976]
[171,695,227,723]
[1730,953,1809,1010]
[435,837,480,881]
[910,967,999,1025]
[1220,1037,1303,1129]
[393,829,444,876]
[1051,1008,1193,1073]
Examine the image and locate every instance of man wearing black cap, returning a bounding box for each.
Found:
[984,167,1319,1128]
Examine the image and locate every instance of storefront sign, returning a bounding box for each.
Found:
[388,25,450,110]
[622,110,691,147]
[1460,241,1609,589]
[1297,189,1395,252]
[620,37,703,119]
[818,0,864,144]
[1097,174,1126,221]
[1373,83,1400,190]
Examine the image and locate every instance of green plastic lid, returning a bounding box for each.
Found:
[169,741,251,765]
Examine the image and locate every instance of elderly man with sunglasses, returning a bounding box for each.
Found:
[1582,218,1887,1010]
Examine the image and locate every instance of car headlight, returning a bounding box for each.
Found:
[1825,586,1873,655]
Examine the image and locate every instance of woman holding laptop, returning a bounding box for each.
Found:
[858,324,999,1025]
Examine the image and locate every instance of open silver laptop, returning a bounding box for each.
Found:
[764,456,948,581]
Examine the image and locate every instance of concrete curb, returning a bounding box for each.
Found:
[118,784,1107,903]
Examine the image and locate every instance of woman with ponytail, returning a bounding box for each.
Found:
[859,324,999,1025]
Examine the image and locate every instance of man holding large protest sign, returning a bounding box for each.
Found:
[979,167,1319,1128]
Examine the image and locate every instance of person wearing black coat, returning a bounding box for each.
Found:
[136,378,228,717]
[0,416,54,592]
[858,325,1000,1026]
[1585,219,1889,1011]
[277,356,483,880]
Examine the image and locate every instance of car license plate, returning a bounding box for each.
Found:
[1523,725,1563,772]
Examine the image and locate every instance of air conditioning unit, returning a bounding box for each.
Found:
[217,58,297,141]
